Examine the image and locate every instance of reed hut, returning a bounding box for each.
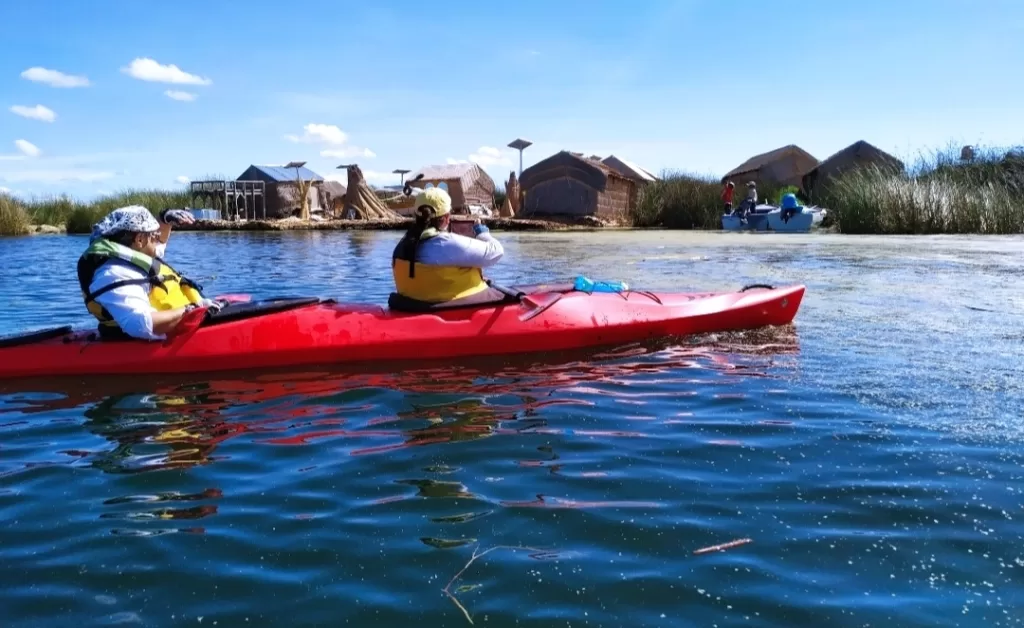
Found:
[601,155,658,184]
[236,164,325,219]
[406,163,496,213]
[801,140,904,198]
[518,151,636,220]
[321,180,347,217]
[721,144,819,189]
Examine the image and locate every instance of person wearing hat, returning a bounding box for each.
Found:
[721,181,735,213]
[744,181,758,210]
[389,187,507,311]
[77,205,222,340]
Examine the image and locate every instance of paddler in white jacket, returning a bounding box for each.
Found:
[389,187,508,311]
[77,205,225,341]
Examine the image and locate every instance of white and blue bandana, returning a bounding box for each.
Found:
[91,206,160,241]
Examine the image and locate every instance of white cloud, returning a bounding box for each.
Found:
[10,104,57,122]
[284,123,349,145]
[0,169,114,183]
[445,147,515,167]
[164,90,197,102]
[121,58,212,85]
[469,146,514,167]
[20,67,90,88]
[14,140,41,157]
[284,123,376,160]
[175,175,190,184]
[320,147,376,159]
[0,186,10,193]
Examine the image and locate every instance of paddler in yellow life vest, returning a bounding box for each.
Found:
[389,187,508,312]
[77,205,225,340]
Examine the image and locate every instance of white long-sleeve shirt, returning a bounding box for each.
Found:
[415,230,504,267]
[88,242,167,340]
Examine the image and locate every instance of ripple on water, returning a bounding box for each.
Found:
[1,231,1023,627]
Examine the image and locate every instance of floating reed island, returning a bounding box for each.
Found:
[629,142,1024,235]
[3,142,1022,237]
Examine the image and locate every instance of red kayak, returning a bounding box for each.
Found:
[0,283,804,380]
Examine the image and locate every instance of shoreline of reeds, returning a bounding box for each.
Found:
[1,188,193,237]
[4,143,1023,237]
[813,145,1024,234]
[631,144,1024,235]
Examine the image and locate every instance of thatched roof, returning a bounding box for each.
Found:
[722,144,819,185]
[407,162,496,209]
[322,180,347,197]
[801,140,903,191]
[601,155,657,182]
[521,150,625,191]
[410,163,485,190]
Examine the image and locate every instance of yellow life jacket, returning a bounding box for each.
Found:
[391,228,489,303]
[77,238,204,336]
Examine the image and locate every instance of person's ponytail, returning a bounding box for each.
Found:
[398,205,436,277]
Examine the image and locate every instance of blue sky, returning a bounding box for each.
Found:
[1,0,1022,199]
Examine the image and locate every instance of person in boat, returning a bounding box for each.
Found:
[77,205,224,341]
[389,187,508,311]
[721,181,735,214]
[745,180,761,212]
[780,192,802,222]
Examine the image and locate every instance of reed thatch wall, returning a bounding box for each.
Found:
[519,150,635,220]
[264,182,323,218]
[407,163,496,211]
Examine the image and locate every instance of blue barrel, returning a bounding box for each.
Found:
[189,208,221,221]
[780,193,800,210]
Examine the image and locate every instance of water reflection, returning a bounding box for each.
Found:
[1,328,801,476]
[0,330,800,542]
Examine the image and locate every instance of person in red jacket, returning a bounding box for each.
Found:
[721,181,735,213]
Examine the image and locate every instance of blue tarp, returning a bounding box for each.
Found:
[237,164,324,183]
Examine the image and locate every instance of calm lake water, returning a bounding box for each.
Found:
[1,230,1022,627]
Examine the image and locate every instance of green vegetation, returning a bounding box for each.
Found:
[630,172,720,228]
[632,144,1023,234]
[630,171,788,229]
[772,185,802,206]
[0,192,32,236]
[817,146,1024,234]
[10,188,191,234]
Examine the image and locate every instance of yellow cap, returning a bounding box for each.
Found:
[414,187,452,217]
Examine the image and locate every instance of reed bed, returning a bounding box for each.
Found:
[630,171,788,229]
[818,146,1024,234]
[0,192,32,236]
[19,188,192,234]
